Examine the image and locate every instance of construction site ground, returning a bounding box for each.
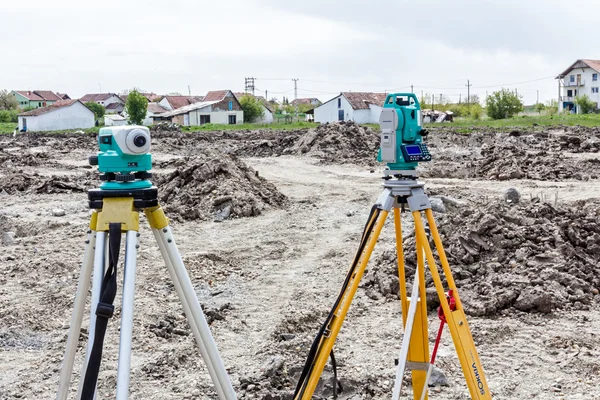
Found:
[1,122,599,399]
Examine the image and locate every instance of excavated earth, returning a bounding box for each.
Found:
[1,123,600,399]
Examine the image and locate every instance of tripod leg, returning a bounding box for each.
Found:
[393,209,408,323]
[300,209,389,399]
[116,231,138,400]
[76,230,107,400]
[413,210,491,400]
[145,206,236,400]
[56,229,96,400]
[151,228,228,399]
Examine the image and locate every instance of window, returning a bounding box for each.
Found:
[594,74,598,81]
[593,87,599,93]
[228,101,233,111]
[567,89,573,97]
[228,115,236,124]
[200,115,211,124]
[337,98,341,108]
[570,75,575,83]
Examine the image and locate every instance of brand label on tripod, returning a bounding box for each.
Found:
[471,356,485,395]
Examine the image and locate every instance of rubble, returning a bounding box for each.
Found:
[154,149,287,221]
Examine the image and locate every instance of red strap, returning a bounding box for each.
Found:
[431,290,457,364]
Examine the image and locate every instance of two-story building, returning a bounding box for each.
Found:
[556,59,600,113]
[11,90,62,109]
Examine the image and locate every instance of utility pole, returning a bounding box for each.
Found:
[459,93,461,104]
[421,90,423,102]
[466,79,472,104]
[265,90,268,100]
[536,90,539,104]
[188,85,191,96]
[292,78,299,100]
[432,94,435,110]
[244,77,256,95]
[411,85,414,93]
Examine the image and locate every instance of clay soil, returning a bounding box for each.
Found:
[1,123,600,399]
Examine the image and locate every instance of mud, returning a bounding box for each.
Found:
[154,150,287,221]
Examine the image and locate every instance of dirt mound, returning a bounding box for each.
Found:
[0,149,52,167]
[0,171,97,194]
[291,121,379,164]
[154,150,286,221]
[0,132,96,151]
[372,198,600,316]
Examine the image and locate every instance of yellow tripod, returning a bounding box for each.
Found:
[293,178,491,399]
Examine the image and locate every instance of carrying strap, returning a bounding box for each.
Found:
[330,350,343,399]
[81,223,121,400]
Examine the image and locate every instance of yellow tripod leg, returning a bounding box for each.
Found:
[394,209,429,400]
[300,210,389,399]
[413,210,491,400]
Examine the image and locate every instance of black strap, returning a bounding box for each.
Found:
[330,350,343,399]
[81,223,121,399]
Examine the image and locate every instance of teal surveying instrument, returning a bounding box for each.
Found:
[294,94,491,399]
[56,126,237,400]
[377,93,431,174]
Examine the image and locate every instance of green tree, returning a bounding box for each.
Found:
[85,102,105,120]
[239,94,265,123]
[485,88,523,119]
[0,90,18,110]
[126,89,148,125]
[575,94,596,114]
[0,109,18,122]
[297,103,314,114]
[534,103,546,115]
[546,99,559,115]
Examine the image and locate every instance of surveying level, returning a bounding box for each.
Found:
[56,126,237,400]
[294,95,491,400]
[378,93,431,173]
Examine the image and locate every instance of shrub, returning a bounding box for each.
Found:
[0,109,18,123]
[125,89,148,125]
[239,94,264,123]
[85,102,105,120]
[575,94,596,114]
[485,89,523,119]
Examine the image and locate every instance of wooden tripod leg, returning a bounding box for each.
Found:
[413,210,492,400]
[394,208,430,400]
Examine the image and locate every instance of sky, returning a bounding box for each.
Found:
[2,0,598,105]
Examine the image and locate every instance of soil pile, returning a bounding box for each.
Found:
[372,198,600,316]
[0,171,97,194]
[291,121,379,164]
[154,149,286,221]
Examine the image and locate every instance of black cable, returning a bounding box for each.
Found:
[293,205,381,398]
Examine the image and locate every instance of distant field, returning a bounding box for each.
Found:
[181,121,318,132]
[444,113,600,129]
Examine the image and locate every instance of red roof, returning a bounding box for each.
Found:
[14,90,61,101]
[147,103,169,114]
[557,59,600,78]
[342,92,387,110]
[163,95,204,109]
[18,99,86,116]
[203,90,231,102]
[105,102,124,110]
[80,93,123,102]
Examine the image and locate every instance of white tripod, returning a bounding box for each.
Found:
[55,192,237,400]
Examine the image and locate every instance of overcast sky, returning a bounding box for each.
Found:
[2,0,596,104]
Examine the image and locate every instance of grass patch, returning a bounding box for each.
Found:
[441,114,600,129]
[181,122,318,132]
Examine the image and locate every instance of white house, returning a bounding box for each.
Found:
[314,92,387,124]
[233,93,273,123]
[18,100,95,132]
[158,90,243,126]
[557,59,600,113]
[79,93,124,108]
[104,114,127,126]
[159,95,204,111]
[121,103,170,126]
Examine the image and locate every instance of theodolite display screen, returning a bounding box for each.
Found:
[404,145,422,155]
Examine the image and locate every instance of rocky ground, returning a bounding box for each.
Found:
[1,122,600,399]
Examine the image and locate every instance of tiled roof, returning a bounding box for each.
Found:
[80,93,122,102]
[557,59,600,78]
[14,90,61,101]
[105,102,124,110]
[291,98,319,106]
[203,90,231,102]
[19,99,83,116]
[160,101,219,117]
[147,103,169,114]
[56,93,70,100]
[163,95,204,109]
[342,92,387,110]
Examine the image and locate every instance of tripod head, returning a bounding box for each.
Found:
[89,126,153,190]
[377,93,431,176]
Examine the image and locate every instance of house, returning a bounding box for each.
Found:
[18,100,95,132]
[291,98,322,107]
[57,93,71,100]
[556,59,600,113]
[157,90,243,126]
[314,92,387,124]
[104,114,127,126]
[79,93,124,109]
[11,90,62,109]
[105,102,125,114]
[159,95,205,111]
[233,92,274,123]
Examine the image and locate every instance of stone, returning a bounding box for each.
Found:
[430,197,446,213]
[214,206,232,222]
[262,356,284,378]
[514,287,554,313]
[2,231,16,246]
[52,208,66,217]
[503,187,520,204]
[428,366,449,386]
